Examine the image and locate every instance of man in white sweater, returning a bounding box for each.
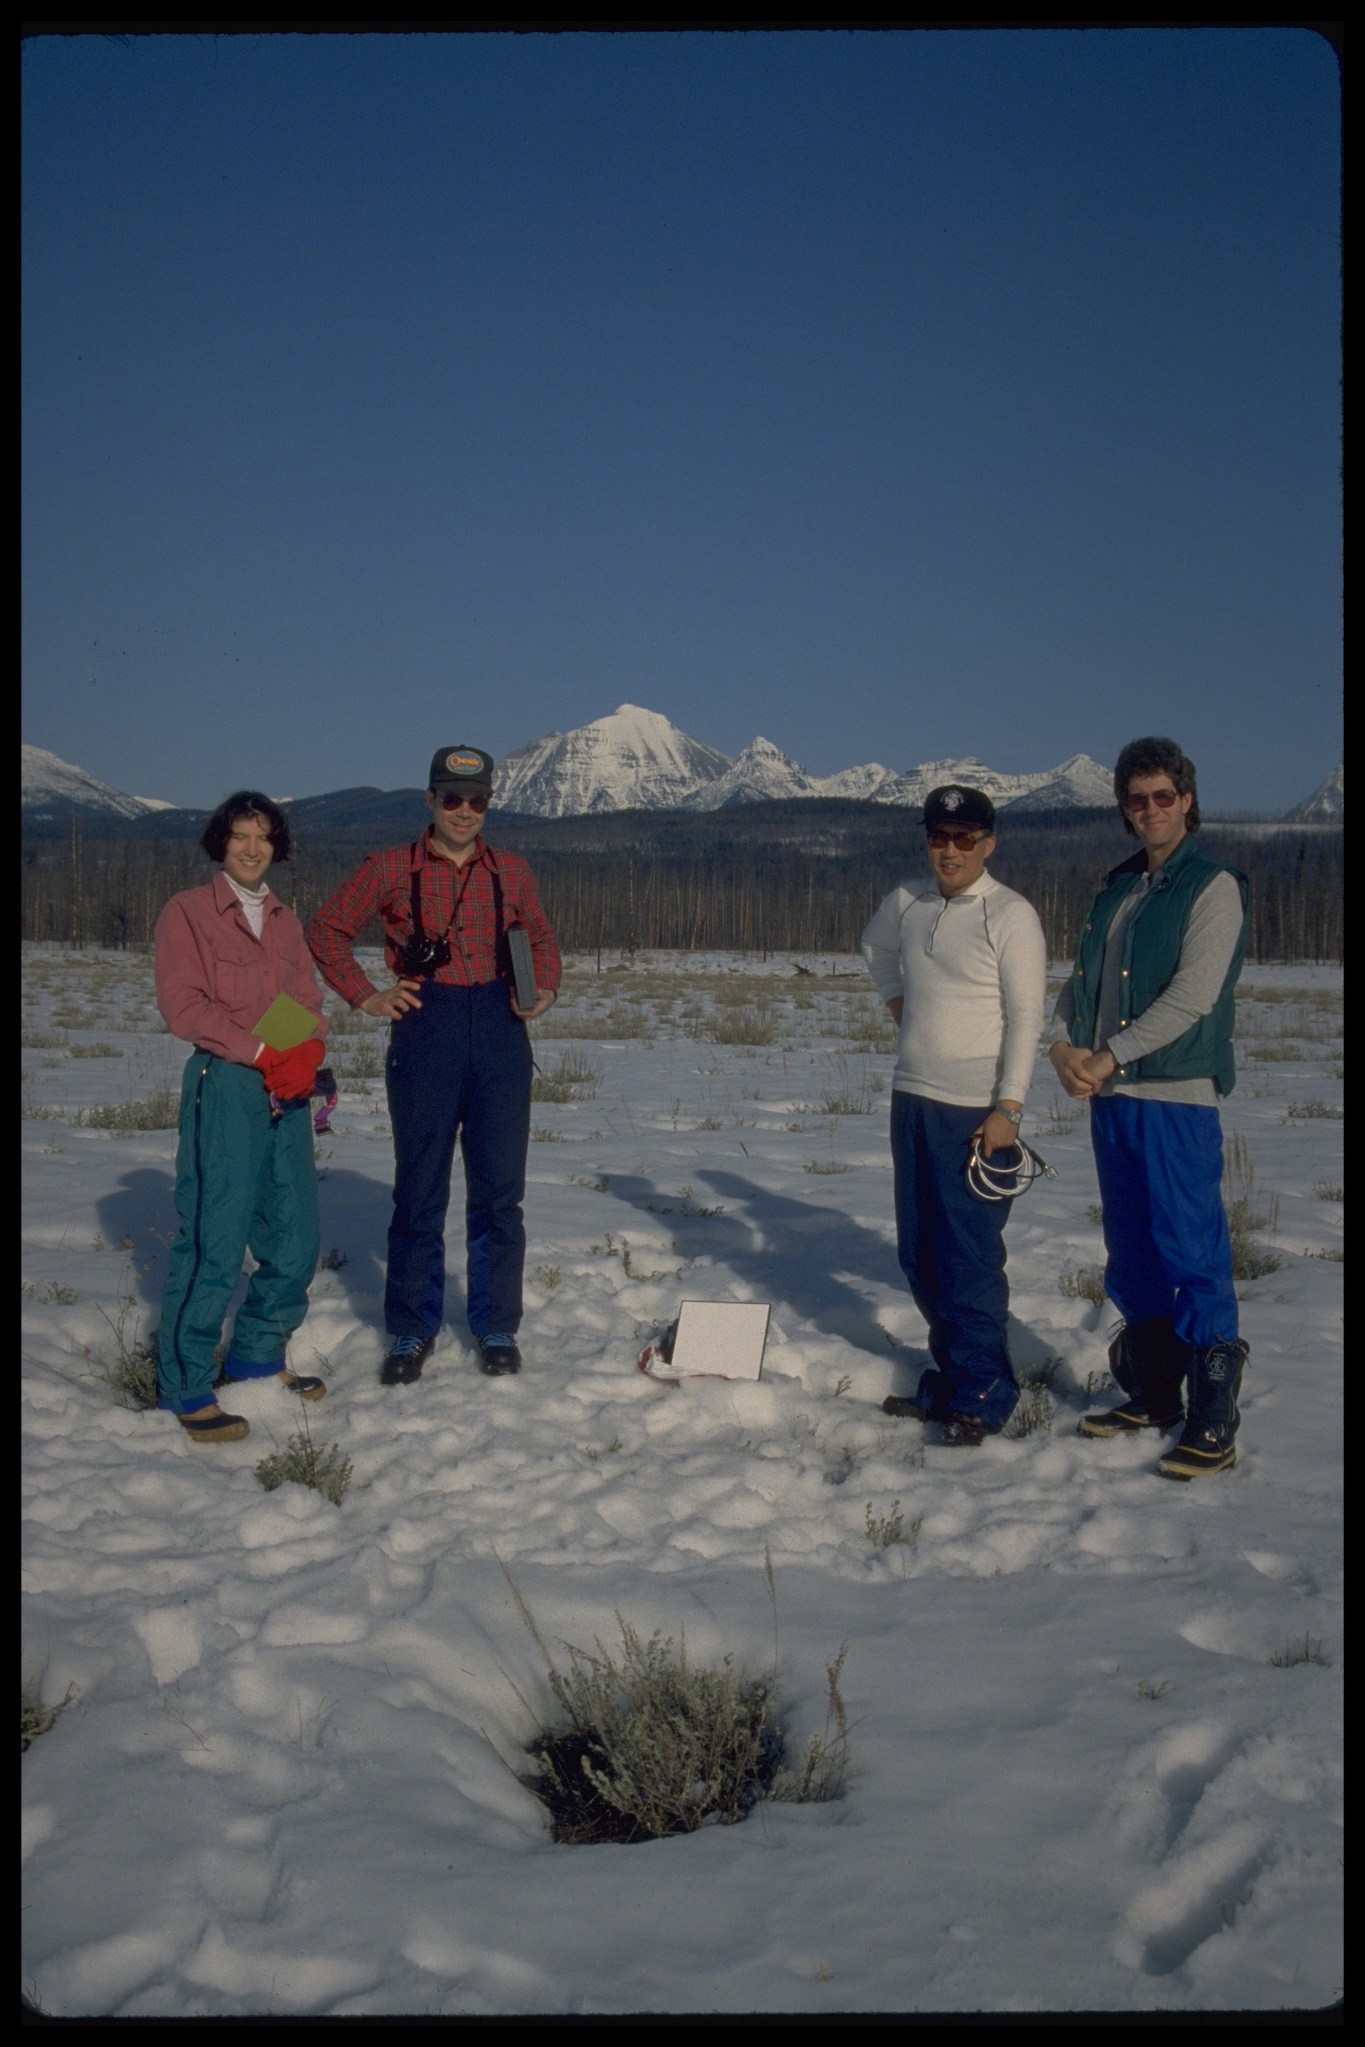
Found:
[861,785,1047,1444]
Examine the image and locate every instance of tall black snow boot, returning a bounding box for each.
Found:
[1078,1315,1189,1439]
[1157,1338,1248,1478]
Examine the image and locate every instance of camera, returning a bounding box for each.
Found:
[398,933,452,978]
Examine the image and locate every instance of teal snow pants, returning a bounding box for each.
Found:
[157,1052,319,1415]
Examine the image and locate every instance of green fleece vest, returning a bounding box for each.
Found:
[1068,836,1249,1096]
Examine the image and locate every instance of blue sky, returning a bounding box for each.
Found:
[22,28,1340,813]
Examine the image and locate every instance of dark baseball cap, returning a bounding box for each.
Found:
[428,746,494,795]
[923,784,996,832]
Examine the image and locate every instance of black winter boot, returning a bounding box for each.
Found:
[1157,1338,1247,1478]
[1078,1316,1188,1439]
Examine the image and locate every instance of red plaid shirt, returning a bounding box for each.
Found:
[306,832,561,1010]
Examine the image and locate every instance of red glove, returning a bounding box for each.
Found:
[258,1039,326,1101]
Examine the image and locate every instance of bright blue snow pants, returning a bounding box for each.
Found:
[383,980,532,1342]
[1089,1094,1239,1349]
[891,1091,1019,1431]
[158,1053,319,1415]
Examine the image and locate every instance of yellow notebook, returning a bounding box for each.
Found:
[252,992,320,1051]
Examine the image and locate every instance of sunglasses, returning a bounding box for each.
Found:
[927,828,989,851]
[1123,788,1180,815]
[436,791,489,813]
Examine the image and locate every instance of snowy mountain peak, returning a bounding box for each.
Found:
[681,736,820,810]
[21,744,167,823]
[1283,764,1343,822]
[494,706,732,816]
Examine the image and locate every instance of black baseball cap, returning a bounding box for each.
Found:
[923,784,996,832]
[428,746,494,795]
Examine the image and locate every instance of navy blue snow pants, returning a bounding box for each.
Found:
[891,1090,1020,1431]
[384,980,532,1342]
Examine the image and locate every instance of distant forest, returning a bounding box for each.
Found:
[21,803,1343,964]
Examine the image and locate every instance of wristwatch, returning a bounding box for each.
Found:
[996,1107,1022,1127]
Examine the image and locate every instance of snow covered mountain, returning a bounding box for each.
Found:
[999,752,1117,812]
[494,712,1116,818]
[816,761,906,803]
[833,752,1114,813]
[1283,764,1344,822]
[680,736,822,809]
[493,705,732,815]
[20,745,173,827]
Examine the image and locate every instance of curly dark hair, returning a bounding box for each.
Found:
[1113,737,1200,837]
[200,791,292,865]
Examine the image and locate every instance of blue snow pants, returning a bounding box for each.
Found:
[891,1090,1020,1431]
[157,1053,319,1415]
[1089,1094,1239,1349]
[383,979,532,1342]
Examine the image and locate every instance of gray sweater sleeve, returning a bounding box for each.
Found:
[1106,871,1245,1065]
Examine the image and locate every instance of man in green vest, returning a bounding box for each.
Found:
[1050,737,1250,1478]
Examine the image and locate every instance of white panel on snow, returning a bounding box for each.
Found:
[656,1301,770,1381]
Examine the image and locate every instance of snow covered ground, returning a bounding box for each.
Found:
[21,943,1343,2017]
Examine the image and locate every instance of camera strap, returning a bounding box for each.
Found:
[408,842,509,964]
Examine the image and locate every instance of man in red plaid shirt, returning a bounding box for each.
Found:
[307,745,560,1384]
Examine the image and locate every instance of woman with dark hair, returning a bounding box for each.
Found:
[200,789,293,866]
[1050,737,1249,1479]
[154,792,329,1442]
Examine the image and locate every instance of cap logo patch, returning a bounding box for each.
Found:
[446,751,484,776]
[942,789,963,811]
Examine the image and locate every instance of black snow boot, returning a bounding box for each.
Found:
[1157,1338,1248,1479]
[1078,1315,1188,1439]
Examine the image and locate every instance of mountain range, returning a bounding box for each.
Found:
[489,705,1120,815]
[21,706,1344,833]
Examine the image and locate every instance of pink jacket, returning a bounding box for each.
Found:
[155,872,329,1067]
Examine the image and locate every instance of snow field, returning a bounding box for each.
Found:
[22,945,1342,2015]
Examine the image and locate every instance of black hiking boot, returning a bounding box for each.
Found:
[478,1334,522,1376]
[382,1334,435,1385]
